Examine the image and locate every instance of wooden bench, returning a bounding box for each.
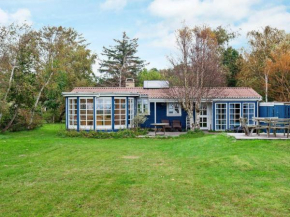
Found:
[270,119,290,138]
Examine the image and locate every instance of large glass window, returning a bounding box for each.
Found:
[243,103,255,125]
[114,98,126,129]
[229,103,241,129]
[68,98,77,129]
[137,99,149,115]
[96,97,112,129]
[128,98,134,127]
[200,103,208,129]
[215,103,227,130]
[80,98,94,129]
[167,103,181,116]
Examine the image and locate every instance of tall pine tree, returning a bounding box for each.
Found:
[99,32,147,87]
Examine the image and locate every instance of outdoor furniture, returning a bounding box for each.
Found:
[161,120,172,131]
[252,118,271,137]
[252,117,290,138]
[151,123,169,136]
[270,119,290,138]
[172,120,182,131]
[240,118,258,136]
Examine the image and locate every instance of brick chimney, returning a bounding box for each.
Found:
[125,78,135,88]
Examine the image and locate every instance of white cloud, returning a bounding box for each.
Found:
[0,8,32,25]
[142,0,290,50]
[100,0,128,11]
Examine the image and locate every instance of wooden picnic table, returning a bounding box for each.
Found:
[252,117,290,137]
[151,123,169,136]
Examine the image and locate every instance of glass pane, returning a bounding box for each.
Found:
[105,120,111,125]
[96,99,103,104]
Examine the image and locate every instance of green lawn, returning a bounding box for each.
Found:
[0,125,290,216]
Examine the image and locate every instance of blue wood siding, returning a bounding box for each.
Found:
[259,103,290,133]
[286,105,290,118]
[141,102,189,129]
[259,104,289,118]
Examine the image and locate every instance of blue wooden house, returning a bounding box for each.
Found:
[62,80,289,131]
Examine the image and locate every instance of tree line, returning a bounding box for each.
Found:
[0,24,96,132]
[1,23,289,131]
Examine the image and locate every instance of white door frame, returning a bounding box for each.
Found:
[199,103,210,130]
[114,97,127,129]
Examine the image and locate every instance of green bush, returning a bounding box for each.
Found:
[58,128,148,139]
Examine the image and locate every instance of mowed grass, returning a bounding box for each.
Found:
[0,125,290,216]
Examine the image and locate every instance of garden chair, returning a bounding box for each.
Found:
[172,120,182,132]
[161,120,172,131]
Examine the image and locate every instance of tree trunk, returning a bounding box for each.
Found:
[28,71,54,128]
[195,110,201,130]
[188,112,194,131]
[0,66,18,123]
[265,74,268,102]
[58,109,65,122]
[2,108,18,133]
[194,102,201,130]
[119,70,122,87]
[4,66,18,101]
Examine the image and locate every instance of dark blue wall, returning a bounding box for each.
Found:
[141,102,189,129]
[259,104,289,118]
[286,105,290,118]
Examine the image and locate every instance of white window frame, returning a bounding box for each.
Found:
[95,97,112,130]
[79,97,94,130]
[229,103,241,129]
[167,102,182,117]
[243,103,256,125]
[128,98,134,128]
[199,103,208,130]
[68,97,77,130]
[215,103,227,131]
[114,97,127,129]
[137,98,150,115]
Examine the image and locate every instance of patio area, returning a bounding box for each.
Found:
[227,133,290,140]
[138,131,187,137]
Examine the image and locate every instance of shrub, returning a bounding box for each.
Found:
[132,114,147,129]
[59,128,148,139]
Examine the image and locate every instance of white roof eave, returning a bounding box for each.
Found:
[62,92,142,97]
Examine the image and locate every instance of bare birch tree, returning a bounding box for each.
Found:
[167,25,225,130]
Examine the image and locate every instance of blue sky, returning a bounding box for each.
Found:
[1,0,290,75]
